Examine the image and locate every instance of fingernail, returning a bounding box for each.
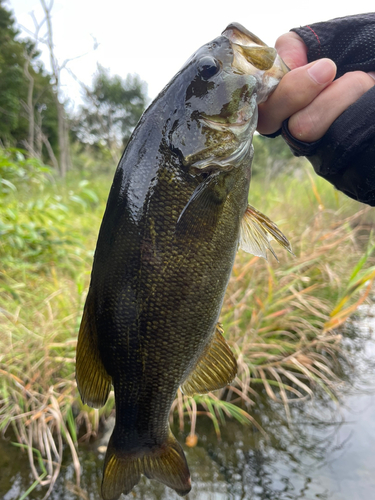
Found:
[368,71,375,81]
[307,59,336,85]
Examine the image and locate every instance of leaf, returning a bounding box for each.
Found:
[1,178,17,192]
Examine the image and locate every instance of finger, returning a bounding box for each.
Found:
[257,58,337,135]
[275,32,308,69]
[289,71,375,142]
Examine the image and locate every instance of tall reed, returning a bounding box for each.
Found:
[1,158,374,496]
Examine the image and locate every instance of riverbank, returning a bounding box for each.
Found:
[1,150,374,496]
[1,307,374,499]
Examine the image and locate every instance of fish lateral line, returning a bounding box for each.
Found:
[76,20,290,499]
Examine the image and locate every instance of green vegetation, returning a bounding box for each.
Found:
[0,0,148,176]
[72,65,148,162]
[1,148,374,496]
[0,1,58,156]
[4,2,374,498]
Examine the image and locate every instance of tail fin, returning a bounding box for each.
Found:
[101,430,191,500]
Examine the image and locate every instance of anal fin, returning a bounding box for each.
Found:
[239,204,293,260]
[76,295,112,408]
[101,429,191,499]
[180,324,237,396]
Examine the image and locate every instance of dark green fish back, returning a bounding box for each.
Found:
[76,28,290,500]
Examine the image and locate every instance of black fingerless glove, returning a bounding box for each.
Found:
[282,85,375,206]
[270,13,375,206]
[292,13,375,78]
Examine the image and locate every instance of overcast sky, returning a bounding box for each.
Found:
[8,0,375,110]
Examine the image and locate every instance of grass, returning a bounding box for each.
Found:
[1,149,374,497]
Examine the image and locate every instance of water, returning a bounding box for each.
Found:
[1,307,374,500]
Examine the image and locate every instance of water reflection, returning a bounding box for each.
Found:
[1,306,374,499]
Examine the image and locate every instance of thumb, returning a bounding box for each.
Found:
[257,58,336,136]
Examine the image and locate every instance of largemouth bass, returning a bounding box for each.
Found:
[76,22,291,500]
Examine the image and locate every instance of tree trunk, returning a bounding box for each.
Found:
[41,0,70,177]
[23,53,36,157]
[55,96,69,177]
[41,132,59,171]
[35,108,43,158]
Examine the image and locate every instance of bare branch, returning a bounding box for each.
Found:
[21,139,38,158]
[38,0,68,176]
[60,49,94,71]
[90,35,100,51]
[41,133,59,171]
[23,47,36,155]
[17,0,98,175]
[30,10,47,35]
[40,0,60,84]
[18,24,47,45]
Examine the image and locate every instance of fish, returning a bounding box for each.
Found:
[76,22,291,500]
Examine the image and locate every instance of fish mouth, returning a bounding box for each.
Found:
[201,110,253,134]
[222,22,289,80]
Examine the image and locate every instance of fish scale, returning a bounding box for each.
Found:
[76,22,292,499]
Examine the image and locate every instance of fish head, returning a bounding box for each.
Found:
[222,22,289,103]
[169,22,288,174]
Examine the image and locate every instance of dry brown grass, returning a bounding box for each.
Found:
[171,197,375,445]
[1,170,374,496]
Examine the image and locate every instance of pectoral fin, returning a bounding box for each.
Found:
[239,204,293,261]
[76,295,112,408]
[180,324,237,396]
[176,173,224,235]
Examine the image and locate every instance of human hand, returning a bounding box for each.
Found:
[257,32,375,142]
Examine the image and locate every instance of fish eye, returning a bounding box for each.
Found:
[198,57,220,80]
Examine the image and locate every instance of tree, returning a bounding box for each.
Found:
[0,1,30,142]
[74,65,148,160]
[0,1,58,163]
[39,0,70,177]
[21,40,59,166]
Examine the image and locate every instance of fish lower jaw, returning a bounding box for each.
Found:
[201,116,252,136]
[189,136,252,173]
